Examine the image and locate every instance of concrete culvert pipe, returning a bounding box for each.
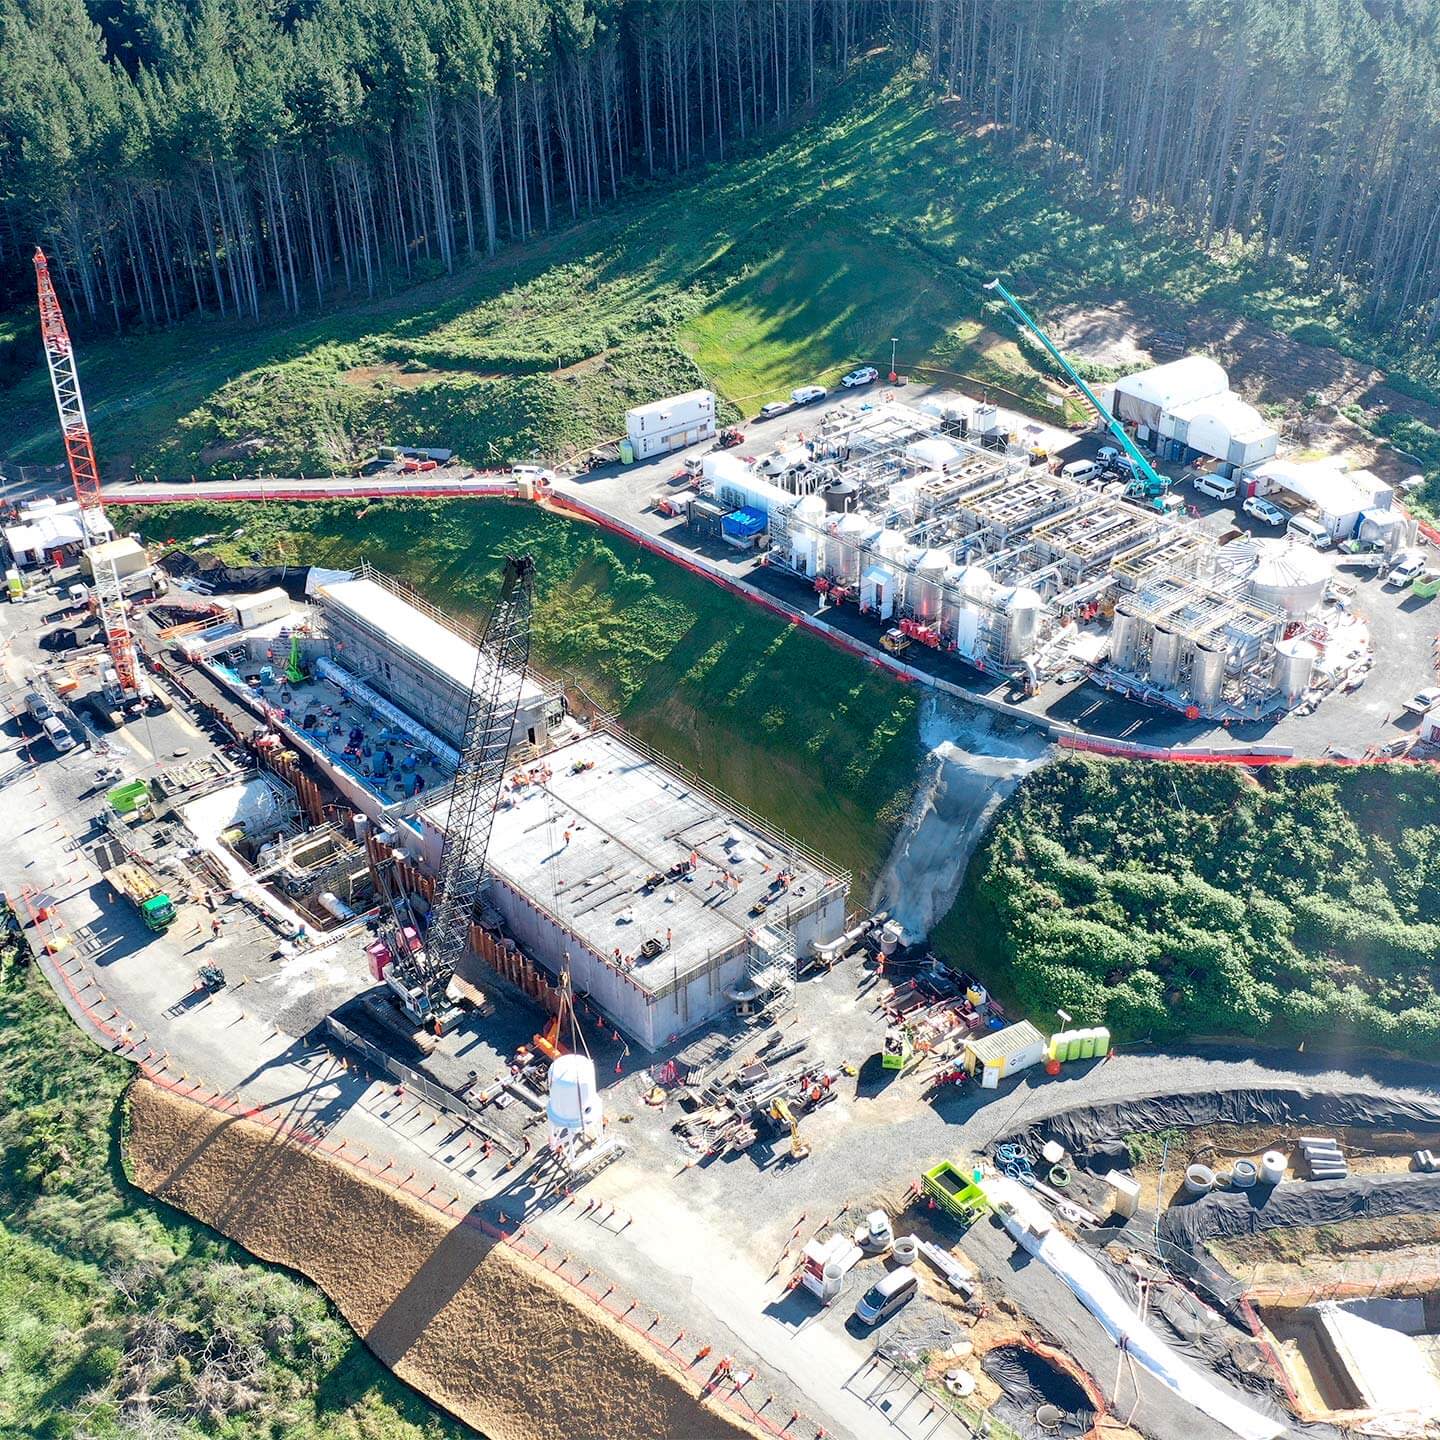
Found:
[892,1235,918,1263]
[1231,1159,1258,1189]
[1184,1163,1216,1196]
[1260,1151,1287,1184]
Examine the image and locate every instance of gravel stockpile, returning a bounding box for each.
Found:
[126,1079,753,1440]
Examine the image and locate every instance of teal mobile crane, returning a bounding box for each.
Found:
[982,278,1175,511]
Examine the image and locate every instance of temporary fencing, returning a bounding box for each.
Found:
[19,890,825,1440]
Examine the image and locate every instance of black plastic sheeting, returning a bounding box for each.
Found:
[1162,1170,1440,1250]
[1007,1088,1440,1175]
[980,1346,1095,1440]
[159,550,314,599]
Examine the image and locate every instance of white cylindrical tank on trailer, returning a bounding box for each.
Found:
[548,1053,603,1142]
[1272,636,1318,702]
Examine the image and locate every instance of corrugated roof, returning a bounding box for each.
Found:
[965,1020,1046,1064]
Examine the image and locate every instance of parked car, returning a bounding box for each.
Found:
[757,400,792,420]
[790,384,828,406]
[854,1267,917,1326]
[23,690,56,726]
[41,714,76,754]
[1242,496,1289,527]
[841,366,878,388]
[1061,459,1100,482]
[1097,445,1120,462]
[1386,552,1427,588]
[1405,686,1440,715]
[1192,472,1238,501]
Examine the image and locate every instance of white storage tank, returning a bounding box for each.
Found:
[1247,540,1329,617]
[905,436,963,471]
[1148,627,1181,689]
[548,1053,603,1142]
[1272,636,1318,702]
[911,549,950,623]
[1109,608,1139,670]
[1190,642,1226,709]
[997,585,1045,662]
[788,494,827,575]
[828,511,876,586]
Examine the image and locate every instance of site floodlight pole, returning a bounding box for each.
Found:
[33,248,140,698]
[889,337,898,383]
[981,276,1168,497]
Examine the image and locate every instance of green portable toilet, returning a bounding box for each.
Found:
[1051,1031,1072,1062]
[619,438,635,464]
[1078,1029,1098,1060]
[1093,1026,1111,1057]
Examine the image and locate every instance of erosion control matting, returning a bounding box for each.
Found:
[125,1078,755,1440]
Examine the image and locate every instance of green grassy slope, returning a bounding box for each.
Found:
[137,499,921,891]
[939,757,1440,1059]
[0,956,468,1440]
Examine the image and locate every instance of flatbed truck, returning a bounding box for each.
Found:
[105,860,177,931]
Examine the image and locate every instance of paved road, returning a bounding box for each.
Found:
[75,380,1439,760]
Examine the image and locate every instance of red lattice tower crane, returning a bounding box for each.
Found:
[33,248,140,699]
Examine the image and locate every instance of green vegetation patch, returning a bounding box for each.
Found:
[136,498,922,890]
[943,757,1440,1058]
[0,952,465,1439]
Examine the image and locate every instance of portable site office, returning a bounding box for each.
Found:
[962,1021,1047,1088]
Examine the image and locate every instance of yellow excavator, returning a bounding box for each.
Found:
[770,1098,811,1159]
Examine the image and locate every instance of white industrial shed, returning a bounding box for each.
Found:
[1105,356,1228,430]
[3,501,114,566]
[1159,392,1278,467]
[1105,355,1278,467]
[1246,458,1393,541]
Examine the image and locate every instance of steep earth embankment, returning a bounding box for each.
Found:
[125,1078,754,1440]
[872,696,1049,941]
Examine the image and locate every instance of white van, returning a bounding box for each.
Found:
[1192,473,1237,501]
[1061,458,1100,483]
[1287,514,1333,549]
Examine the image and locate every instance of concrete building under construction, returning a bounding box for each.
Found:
[188,565,848,1051]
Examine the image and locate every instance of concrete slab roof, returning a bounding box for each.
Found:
[316,576,550,709]
[424,728,844,997]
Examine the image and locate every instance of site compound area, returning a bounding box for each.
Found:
[3,517,1438,1440]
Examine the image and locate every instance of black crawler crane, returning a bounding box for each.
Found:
[383,554,535,1031]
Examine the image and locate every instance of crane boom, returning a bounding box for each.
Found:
[33,248,141,699]
[386,555,535,1027]
[982,277,1170,502]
